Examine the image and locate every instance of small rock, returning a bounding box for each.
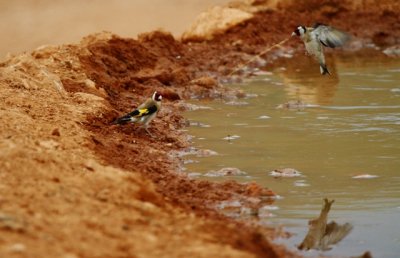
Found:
[84,79,96,88]
[9,243,26,253]
[270,168,302,177]
[38,139,59,150]
[0,213,26,232]
[83,159,97,172]
[51,128,61,137]
[383,46,400,57]
[205,167,246,177]
[235,90,246,99]
[96,189,110,202]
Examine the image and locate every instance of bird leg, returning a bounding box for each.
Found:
[142,125,154,138]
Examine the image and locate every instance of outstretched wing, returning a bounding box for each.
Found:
[311,23,350,48]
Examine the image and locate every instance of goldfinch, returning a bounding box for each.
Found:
[291,23,350,75]
[113,91,162,136]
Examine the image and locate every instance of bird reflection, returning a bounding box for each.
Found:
[273,53,340,105]
[298,199,353,251]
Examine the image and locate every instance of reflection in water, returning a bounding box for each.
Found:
[272,53,339,105]
[298,199,353,251]
[184,55,400,257]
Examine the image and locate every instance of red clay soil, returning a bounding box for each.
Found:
[1,1,399,258]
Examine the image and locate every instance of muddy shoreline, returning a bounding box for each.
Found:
[1,1,399,257]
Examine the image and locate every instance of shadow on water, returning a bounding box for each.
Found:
[184,52,400,257]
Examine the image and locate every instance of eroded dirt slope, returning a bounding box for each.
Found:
[0,33,290,258]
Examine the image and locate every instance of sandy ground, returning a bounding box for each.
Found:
[0,0,231,59]
[0,0,399,258]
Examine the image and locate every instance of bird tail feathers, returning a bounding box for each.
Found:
[112,115,136,125]
[320,64,330,75]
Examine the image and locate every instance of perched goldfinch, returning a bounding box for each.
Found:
[113,91,162,136]
[291,23,350,75]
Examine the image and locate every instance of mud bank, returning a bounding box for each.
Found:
[1,1,399,257]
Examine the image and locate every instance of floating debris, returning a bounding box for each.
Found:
[187,172,202,178]
[205,167,247,177]
[189,121,211,128]
[245,93,258,98]
[171,147,217,158]
[259,205,279,211]
[294,180,310,187]
[183,159,198,165]
[270,168,302,177]
[225,100,249,106]
[257,115,271,119]
[352,174,379,179]
[179,102,213,111]
[195,149,218,157]
[276,100,306,110]
[223,134,240,141]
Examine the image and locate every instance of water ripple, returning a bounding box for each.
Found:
[325,105,400,110]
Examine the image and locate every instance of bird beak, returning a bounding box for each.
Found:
[291,32,296,37]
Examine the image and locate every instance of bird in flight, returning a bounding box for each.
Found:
[292,23,350,75]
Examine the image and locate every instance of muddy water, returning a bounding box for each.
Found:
[184,55,400,257]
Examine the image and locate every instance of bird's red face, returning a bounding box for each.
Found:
[153,91,162,102]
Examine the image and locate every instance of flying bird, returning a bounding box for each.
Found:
[291,23,350,75]
[113,91,162,136]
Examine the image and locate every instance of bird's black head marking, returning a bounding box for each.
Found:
[293,25,306,36]
[153,91,162,102]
